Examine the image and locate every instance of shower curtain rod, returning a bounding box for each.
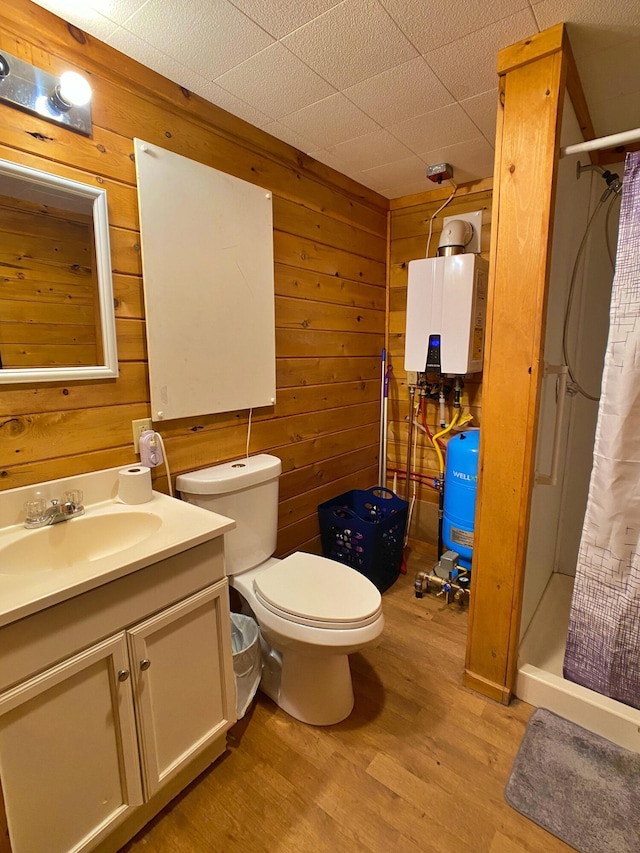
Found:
[561,127,640,158]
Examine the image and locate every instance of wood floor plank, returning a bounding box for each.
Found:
[121,546,572,853]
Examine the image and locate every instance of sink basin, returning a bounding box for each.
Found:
[0,511,163,574]
[0,466,236,629]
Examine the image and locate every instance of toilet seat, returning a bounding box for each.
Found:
[253,552,382,629]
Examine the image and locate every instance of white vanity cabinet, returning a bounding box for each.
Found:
[128,583,233,799]
[0,633,143,853]
[0,537,236,853]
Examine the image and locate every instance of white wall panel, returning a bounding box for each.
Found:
[135,140,275,421]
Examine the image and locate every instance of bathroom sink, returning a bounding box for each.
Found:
[0,466,236,629]
[0,510,163,574]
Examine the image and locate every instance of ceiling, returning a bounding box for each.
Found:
[31,0,640,199]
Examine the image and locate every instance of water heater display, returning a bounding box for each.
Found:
[426,334,441,369]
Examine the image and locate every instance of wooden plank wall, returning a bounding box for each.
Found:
[387,179,492,545]
[0,0,388,558]
[0,194,99,369]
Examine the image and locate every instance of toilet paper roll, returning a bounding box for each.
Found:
[118,466,153,504]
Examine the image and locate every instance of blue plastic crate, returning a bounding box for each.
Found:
[318,487,408,592]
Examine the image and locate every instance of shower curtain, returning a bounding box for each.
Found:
[564,150,640,709]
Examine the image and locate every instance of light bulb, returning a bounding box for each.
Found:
[58,71,92,108]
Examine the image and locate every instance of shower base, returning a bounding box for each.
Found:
[517,572,640,752]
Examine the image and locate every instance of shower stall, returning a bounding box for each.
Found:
[515,101,639,750]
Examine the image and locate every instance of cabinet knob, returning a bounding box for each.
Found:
[118,669,130,682]
[140,659,151,671]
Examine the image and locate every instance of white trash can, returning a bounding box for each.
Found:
[230,613,262,719]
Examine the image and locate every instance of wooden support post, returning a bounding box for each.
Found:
[464,25,569,702]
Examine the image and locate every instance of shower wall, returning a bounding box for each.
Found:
[520,101,619,637]
[555,169,623,576]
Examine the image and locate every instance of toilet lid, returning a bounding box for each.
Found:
[253,552,382,629]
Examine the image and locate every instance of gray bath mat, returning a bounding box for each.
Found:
[505,708,640,852]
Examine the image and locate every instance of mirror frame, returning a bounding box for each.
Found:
[0,157,119,384]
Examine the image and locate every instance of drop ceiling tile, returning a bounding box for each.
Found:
[262,121,318,152]
[92,0,150,25]
[326,128,414,170]
[344,57,455,126]
[389,103,481,156]
[459,89,499,146]
[420,137,496,184]
[30,0,118,40]
[533,0,640,57]
[279,93,380,148]
[361,155,429,188]
[282,0,418,90]
[106,26,209,90]
[227,0,343,38]
[379,0,531,55]
[123,0,274,79]
[425,8,538,101]
[346,169,391,192]
[189,78,273,127]
[386,180,429,198]
[108,27,272,127]
[307,148,354,172]
[215,43,335,119]
[307,151,388,193]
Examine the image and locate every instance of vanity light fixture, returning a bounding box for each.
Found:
[0,49,92,136]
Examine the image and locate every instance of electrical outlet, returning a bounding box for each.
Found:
[132,418,152,453]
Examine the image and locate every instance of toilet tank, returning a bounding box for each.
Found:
[176,454,281,576]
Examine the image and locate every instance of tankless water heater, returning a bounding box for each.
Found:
[404,253,489,375]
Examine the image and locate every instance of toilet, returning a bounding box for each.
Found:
[176,454,384,726]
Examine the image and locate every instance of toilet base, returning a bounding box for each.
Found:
[260,648,354,726]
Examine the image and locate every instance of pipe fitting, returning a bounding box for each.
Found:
[414,571,428,598]
[425,571,470,605]
[437,219,473,255]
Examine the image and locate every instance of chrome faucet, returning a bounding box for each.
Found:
[24,492,85,528]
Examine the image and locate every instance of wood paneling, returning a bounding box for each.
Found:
[387,184,492,545]
[0,0,387,563]
[0,193,100,369]
[275,266,386,311]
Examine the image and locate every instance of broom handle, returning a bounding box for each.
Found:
[378,349,386,486]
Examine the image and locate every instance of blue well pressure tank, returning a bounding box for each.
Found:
[443,428,479,570]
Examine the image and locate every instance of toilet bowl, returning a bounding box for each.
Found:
[176,455,384,725]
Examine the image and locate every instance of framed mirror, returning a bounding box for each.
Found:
[0,157,118,384]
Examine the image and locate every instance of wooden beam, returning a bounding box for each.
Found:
[389,177,493,211]
[563,30,596,164]
[497,23,564,76]
[595,143,640,167]
[465,27,567,700]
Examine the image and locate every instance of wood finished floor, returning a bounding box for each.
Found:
[122,544,572,853]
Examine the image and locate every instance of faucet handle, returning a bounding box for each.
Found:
[62,489,84,516]
[24,496,47,522]
[63,489,83,509]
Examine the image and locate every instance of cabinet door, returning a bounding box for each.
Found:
[0,634,143,853]
[128,581,236,797]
